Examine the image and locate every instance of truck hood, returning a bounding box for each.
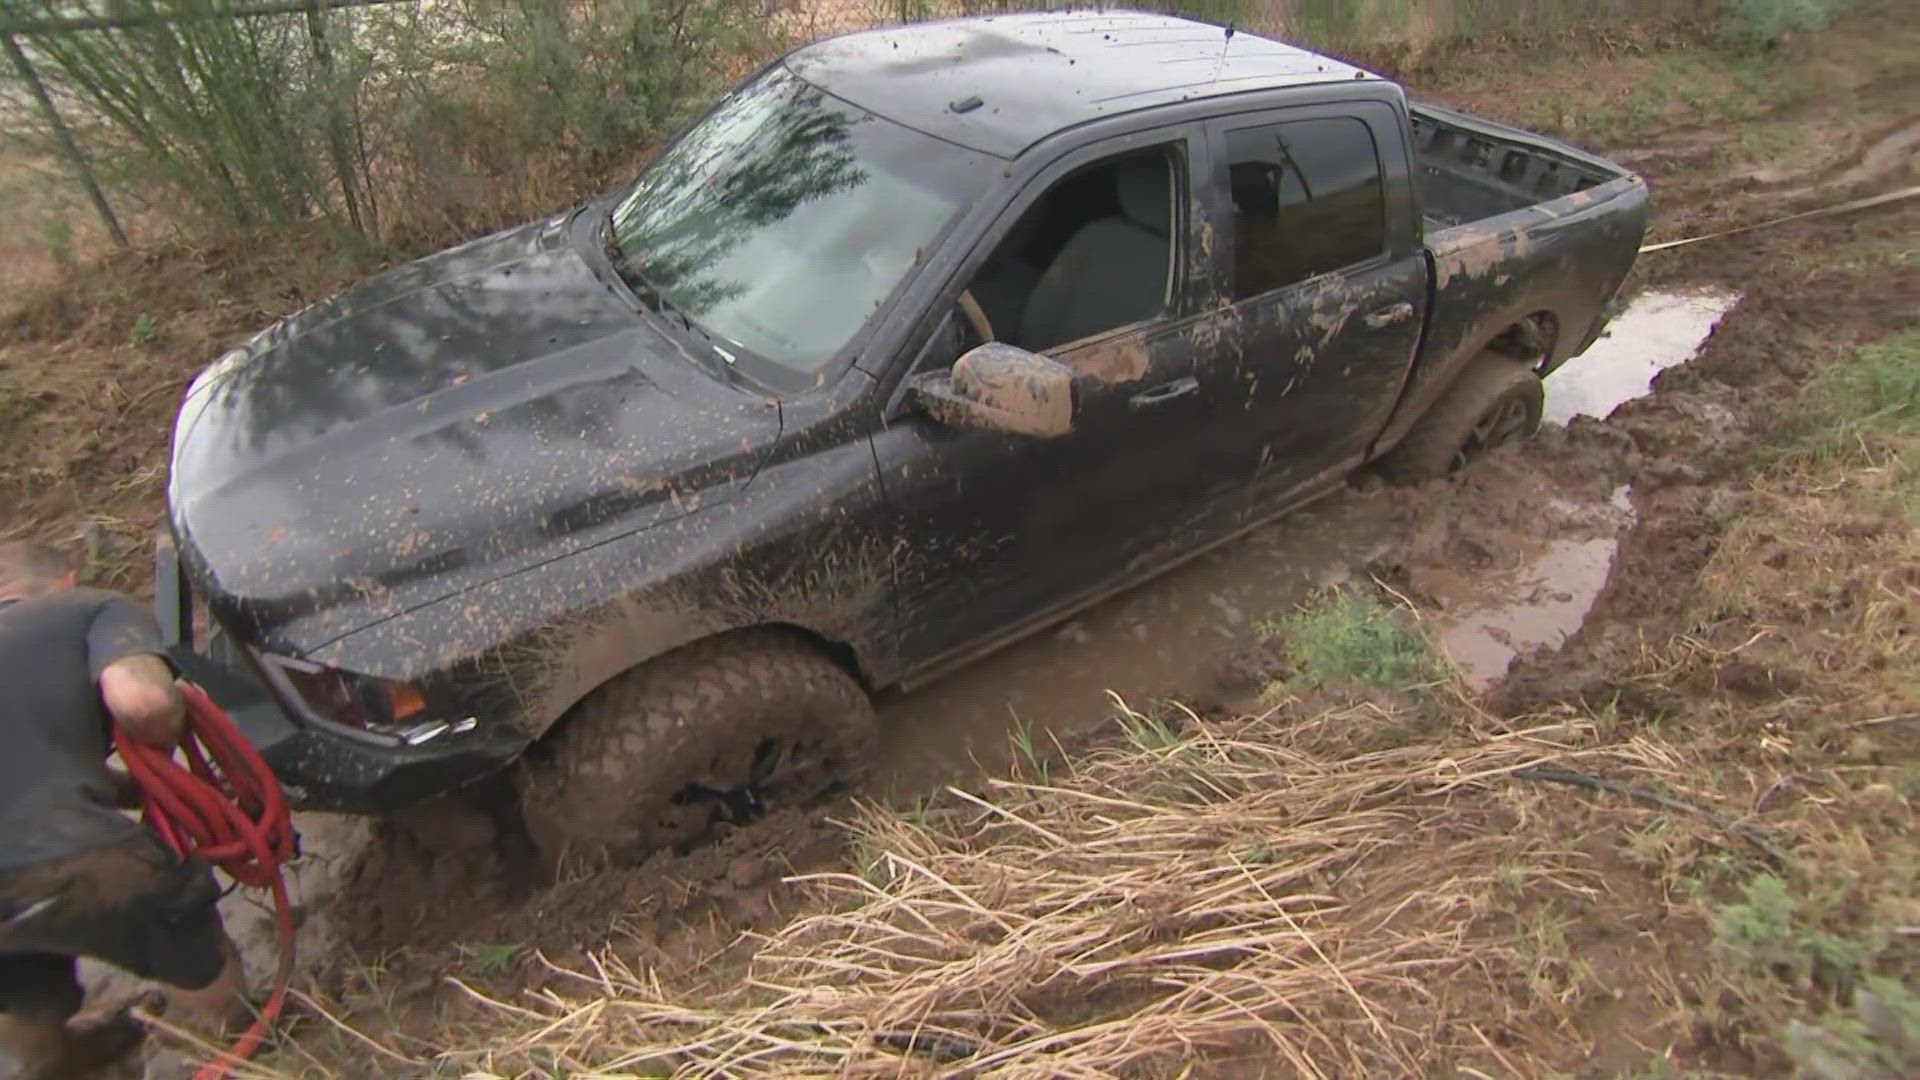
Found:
[167,210,782,655]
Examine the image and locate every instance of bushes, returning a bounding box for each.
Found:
[2,0,775,249]
[11,1,331,234]
[0,0,1870,261]
[1719,0,1856,50]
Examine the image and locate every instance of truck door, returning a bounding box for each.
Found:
[1191,104,1428,503]
[870,132,1219,678]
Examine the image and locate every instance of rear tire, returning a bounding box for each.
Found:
[518,629,877,869]
[1379,351,1544,482]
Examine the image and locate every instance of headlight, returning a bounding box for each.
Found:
[254,652,428,739]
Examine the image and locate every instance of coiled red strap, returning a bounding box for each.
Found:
[114,682,295,1079]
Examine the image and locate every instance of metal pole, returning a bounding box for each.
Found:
[2,30,128,249]
[304,1,365,234]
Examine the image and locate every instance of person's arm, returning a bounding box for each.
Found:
[88,595,186,748]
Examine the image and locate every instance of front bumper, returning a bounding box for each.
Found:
[154,534,519,812]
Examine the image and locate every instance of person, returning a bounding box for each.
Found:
[0,541,248,1079]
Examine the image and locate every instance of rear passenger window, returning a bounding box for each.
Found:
[1225,117,1386,299]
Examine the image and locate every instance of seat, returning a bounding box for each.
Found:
[1017,158,1173,353]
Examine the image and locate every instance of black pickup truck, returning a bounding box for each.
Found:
[156,10,1648,863]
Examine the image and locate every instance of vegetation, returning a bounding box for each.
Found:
[306,703,1685,1076]
[1257,588,1436,692]
[1787,331,1920,511]
[0,0,1881,272]
[1718,0,1861,50]
[3,0,773,249]
[1679,328,1920,1077]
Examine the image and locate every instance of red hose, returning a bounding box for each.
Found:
[114,681,296,1080]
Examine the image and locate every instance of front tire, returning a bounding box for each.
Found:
[519,629,878,869]
[1379,351,1544,482]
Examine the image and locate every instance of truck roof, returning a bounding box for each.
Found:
[782,10,1376,159]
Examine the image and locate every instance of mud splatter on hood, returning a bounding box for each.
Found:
[165,213,783,658]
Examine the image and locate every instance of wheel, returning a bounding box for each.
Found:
[1379,351,1544,482]
[518,629,878,868]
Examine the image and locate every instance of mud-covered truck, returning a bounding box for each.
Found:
[155,10,1647,863]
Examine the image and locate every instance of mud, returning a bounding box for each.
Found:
[877,491,1394,790]
[1763,118,1920,201]
[1427,485,1634,687]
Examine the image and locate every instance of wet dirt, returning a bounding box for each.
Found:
[1428,486,1633,687]
[1405,287,1737,688]
[1762,118,1920,200]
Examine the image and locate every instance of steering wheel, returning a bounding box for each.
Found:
[957,289,996,345]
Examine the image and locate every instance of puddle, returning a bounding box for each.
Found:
[1430,486,1635,687]
[1543,291,1739,426]
[1435,536,1617,686]
[875,495,1397,795]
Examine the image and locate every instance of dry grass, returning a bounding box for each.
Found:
[235,696,1761,1079]
[1557,327,1920,1077]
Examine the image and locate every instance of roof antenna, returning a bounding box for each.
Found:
[1209,20,1235,83]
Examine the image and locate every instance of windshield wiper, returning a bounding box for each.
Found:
[601,209,738,381]
[602,210,686,326]
[598,203,744,383]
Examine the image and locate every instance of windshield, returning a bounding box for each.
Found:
[608,66,997,379]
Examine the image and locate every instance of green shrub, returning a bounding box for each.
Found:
[1719,0,1854,49]
[1785,977,1920,1080]
[1262,589,1435,691]
[3,0,774,244]
[1714,873,1889,991]
[1783,331,1920,510]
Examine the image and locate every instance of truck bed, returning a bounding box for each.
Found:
[1377,100,1648,453]
[1410,105,1624,231]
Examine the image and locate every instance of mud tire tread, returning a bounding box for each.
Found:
[519,628,876,867]
[1379,351,1544,482]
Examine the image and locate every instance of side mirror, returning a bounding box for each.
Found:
[906,343,1075,438]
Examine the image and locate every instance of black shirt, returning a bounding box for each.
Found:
[0,588,168,870]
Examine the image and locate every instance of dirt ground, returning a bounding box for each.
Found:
[2,9,1916,1079]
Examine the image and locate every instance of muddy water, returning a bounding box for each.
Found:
[1431,485,1635,687]
[1402,290,1737,685]
[876,495,1397,793]
[1542,290,1739,426]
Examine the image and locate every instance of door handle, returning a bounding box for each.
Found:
[1128,376,1199,411]
[1365,301,1415,329]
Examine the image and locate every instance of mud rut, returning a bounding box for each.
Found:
[138,68,1920,1050]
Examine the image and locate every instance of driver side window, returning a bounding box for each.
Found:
[954,144,1182,356]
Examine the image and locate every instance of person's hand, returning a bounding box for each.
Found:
[100,654,187,748]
